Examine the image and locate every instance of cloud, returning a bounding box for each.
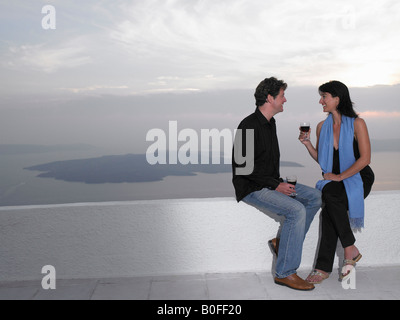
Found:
[359,111,400,119]
[60,85,129,94]
[105,0,400,90]
[4,38,92,73]
[0,0,399,96]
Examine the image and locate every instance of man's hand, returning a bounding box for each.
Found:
[276,182,296,196]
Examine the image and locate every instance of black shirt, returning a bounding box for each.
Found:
[232,108,283,202]
[332,140,375,198]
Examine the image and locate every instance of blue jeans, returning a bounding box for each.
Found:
[243,184,322,278]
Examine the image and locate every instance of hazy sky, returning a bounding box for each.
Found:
[1,0,399,156]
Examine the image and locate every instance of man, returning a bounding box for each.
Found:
[232,77,322,291]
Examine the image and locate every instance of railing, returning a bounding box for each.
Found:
[1,191,399,282]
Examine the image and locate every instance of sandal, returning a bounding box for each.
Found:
[306,270,330,284]
[340,253,362,280]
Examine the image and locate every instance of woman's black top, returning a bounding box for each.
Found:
[331,139,375,198]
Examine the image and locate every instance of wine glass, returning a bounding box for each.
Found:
[300,122,310,141]
[286,175,297,197]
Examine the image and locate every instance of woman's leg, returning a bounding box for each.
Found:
[314,206,339,273]
[314,182,356,272]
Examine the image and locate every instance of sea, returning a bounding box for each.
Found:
[0,147,399,207]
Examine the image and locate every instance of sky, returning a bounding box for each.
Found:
[0,0,400,156]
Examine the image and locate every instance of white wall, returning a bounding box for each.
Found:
[0,191,399,282]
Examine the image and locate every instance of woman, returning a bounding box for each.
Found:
[299,81,374,284]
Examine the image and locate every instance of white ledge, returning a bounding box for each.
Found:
[1,191,399,281]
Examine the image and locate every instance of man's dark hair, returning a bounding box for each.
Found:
[254,77,287,107]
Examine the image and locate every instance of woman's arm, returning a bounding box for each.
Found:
[324,117,371,181]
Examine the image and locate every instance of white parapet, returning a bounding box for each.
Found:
[0,191,399,281]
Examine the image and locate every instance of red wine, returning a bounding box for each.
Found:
[300,126,310,132]
[288,179,297,197]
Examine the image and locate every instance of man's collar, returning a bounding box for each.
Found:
[255,107,274,125]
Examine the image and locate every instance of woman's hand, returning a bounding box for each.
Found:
[323,172,343,181]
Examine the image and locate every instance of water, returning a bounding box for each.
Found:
[0,149,399,207]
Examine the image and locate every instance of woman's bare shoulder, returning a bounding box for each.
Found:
[316,120,325,131]
[354,117,367,126]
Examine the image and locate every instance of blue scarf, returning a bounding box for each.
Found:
[316,114,365,228]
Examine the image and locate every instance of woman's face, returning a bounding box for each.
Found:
[319,92,339,113]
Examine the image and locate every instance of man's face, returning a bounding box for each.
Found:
[270,88,287,113]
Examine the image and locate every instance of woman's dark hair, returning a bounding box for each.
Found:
[254,77,287,107]
[319,80,358,118]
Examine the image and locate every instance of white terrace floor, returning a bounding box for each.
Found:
[0,265,399,300]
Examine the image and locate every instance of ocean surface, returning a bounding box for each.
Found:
[0,147,399,207]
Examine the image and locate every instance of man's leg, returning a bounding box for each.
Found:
[243,188,312,278]
[292,183,322,236]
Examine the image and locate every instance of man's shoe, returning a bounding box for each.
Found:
[268,238,280,256]
[274,274,315,291]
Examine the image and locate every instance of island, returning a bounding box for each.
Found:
[25,154,304,184]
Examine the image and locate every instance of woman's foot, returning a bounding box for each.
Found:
[344,245,360,261]
[342,245,362,280]
[306,269,330,284]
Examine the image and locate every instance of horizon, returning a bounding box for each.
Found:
[1,84,399,154]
